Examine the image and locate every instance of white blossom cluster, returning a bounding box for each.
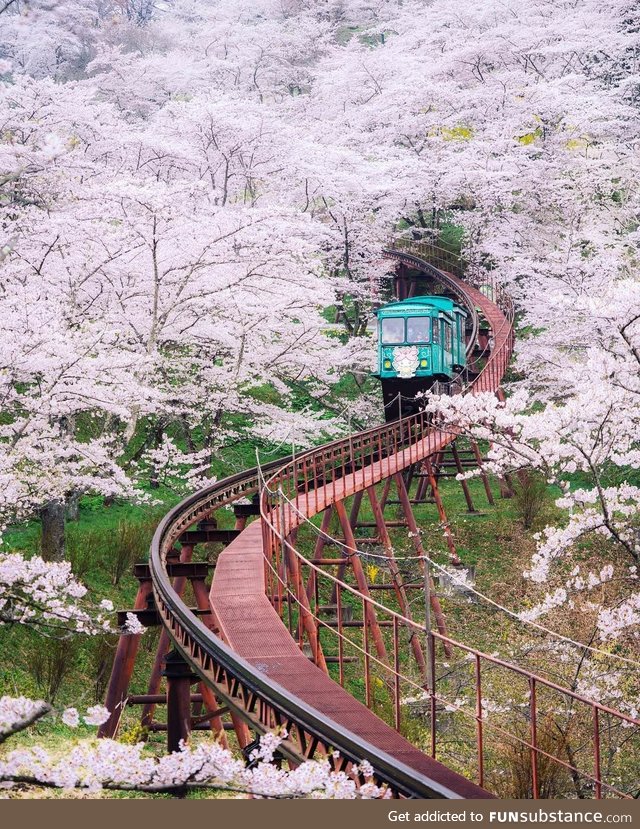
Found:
[0,695,388,798]
[122,611,146,635]
[597,595,640,642]
[0,730,388,798]
[61,705,110,728]
[429,389,640,641]
[0,697,50,739]
[129,439,216,495]
[0,552,112,634]
[519,565,616,624]
[1,696,109,734]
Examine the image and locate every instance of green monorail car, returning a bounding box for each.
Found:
[374,296,467,419]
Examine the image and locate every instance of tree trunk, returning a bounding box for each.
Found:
[40,501,66,561]
[149,422,165,489]
[66,491,80,521]
[499,475,515,499]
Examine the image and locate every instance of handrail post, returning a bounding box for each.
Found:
[424,555,433,693]
[336,584,344,686]
[475,654,484,788]
[363,595,371,708]
[530,676,539,799]
[423,553,437,760]
[593,706,602,799]
[430,636,437,759]
[393,615,401,732]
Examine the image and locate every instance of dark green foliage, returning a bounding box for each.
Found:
[106,517,160,586]
[27,637,79,703]
[512,470,549,530]
[86,635,119,703]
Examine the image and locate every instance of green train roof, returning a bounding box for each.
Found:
[375,296,467,317]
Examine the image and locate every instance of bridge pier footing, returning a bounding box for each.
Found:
[163,648,199,752]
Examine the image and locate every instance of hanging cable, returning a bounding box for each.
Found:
[270,486,640,670]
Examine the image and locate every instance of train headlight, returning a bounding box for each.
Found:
[383,359,392,369]
[420,359,428,367]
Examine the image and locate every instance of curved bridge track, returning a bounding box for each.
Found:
[139,242,638,799]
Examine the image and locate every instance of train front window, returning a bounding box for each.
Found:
[381,317,405,343]
[406,317,430,343]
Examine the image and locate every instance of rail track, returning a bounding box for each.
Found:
[110,241,638,799]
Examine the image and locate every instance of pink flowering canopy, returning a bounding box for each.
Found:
[0,0,639,791]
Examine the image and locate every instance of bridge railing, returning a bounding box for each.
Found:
[259,534,639,798]
[259,242,639,798]
[386,237,512,312]
[142,239,520,797]
[383,240,515,389]
[149,458,476,797]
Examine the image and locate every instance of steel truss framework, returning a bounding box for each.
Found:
[101,241,639,800]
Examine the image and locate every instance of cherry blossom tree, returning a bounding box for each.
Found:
[0,0,359,556]
[1,0,639,737]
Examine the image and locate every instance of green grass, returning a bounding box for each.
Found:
[3,421,638,798]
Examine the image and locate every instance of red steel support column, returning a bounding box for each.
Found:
[283,531,328,673]
[349,490,364,533]
[334,500,389,667]
[393,473,451,650]
[198,683,229,748]
[141,544,194,728]
[379,476,393,513]
[163,649,197,753]
[331,490,366,596]
[305,506,334,603]
[98,578,153,738]
[414,464,430,503]
[424,459,460,565]
[366,485,426,674]
[450,442,477,513]
[471,440,495,506]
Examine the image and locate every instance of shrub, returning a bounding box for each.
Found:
[27,637,79,703]
[512,470,548,530]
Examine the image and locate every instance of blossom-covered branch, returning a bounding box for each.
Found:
[0,696,386,799]
[0,552,114,635]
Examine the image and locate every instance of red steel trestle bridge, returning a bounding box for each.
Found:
[99,241,640,799]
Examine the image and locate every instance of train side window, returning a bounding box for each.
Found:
[406,317,430,343]
[381,317,405,343]
[445,322,452,351]
[432,319,440,344]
